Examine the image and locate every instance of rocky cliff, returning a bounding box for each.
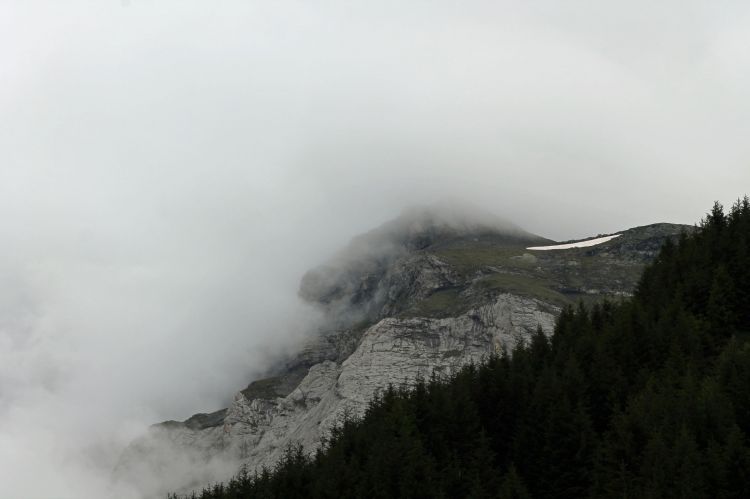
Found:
[114,208,688,497]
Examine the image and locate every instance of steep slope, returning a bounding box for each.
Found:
[115,208,688,496]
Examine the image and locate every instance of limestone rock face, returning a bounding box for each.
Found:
[114,210,688,496]
[117,294,556,495]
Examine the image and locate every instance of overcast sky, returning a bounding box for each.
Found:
[2,1,750,497]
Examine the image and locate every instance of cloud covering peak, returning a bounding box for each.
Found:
[1,1,750,497]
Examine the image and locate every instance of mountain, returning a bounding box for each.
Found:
[168,199,750,499]
[114,206,688,496]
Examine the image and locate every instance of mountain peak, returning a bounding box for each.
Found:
[354,201,546,252]
[298,203,547,312]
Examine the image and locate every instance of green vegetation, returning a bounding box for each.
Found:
[241,377,283,400]
[241,366,310,401]
[434,246,532,274]
[410,287,465,317]
[432,232,659,312]
[172,198,750,499]
[474,272,570,307]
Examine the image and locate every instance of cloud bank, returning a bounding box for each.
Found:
[2,1,750,497]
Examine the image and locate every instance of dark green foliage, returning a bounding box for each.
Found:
[171,198,750,499]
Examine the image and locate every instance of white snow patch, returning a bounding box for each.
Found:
[527,234,621,251]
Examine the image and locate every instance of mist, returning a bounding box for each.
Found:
[2,0,750,497]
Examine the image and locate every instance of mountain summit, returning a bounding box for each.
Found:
[343,203,550,252]
[115,211,688,497]
[299,204,551,323]
[167,200,750,499]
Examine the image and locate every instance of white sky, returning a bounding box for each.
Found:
[2,1,750,497]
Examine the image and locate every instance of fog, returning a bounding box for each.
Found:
[2,1,750,497]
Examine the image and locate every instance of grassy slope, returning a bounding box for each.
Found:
[403,223,689,318]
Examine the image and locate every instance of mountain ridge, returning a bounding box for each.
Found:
[167,199,750,499]
[114,210,690,497]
